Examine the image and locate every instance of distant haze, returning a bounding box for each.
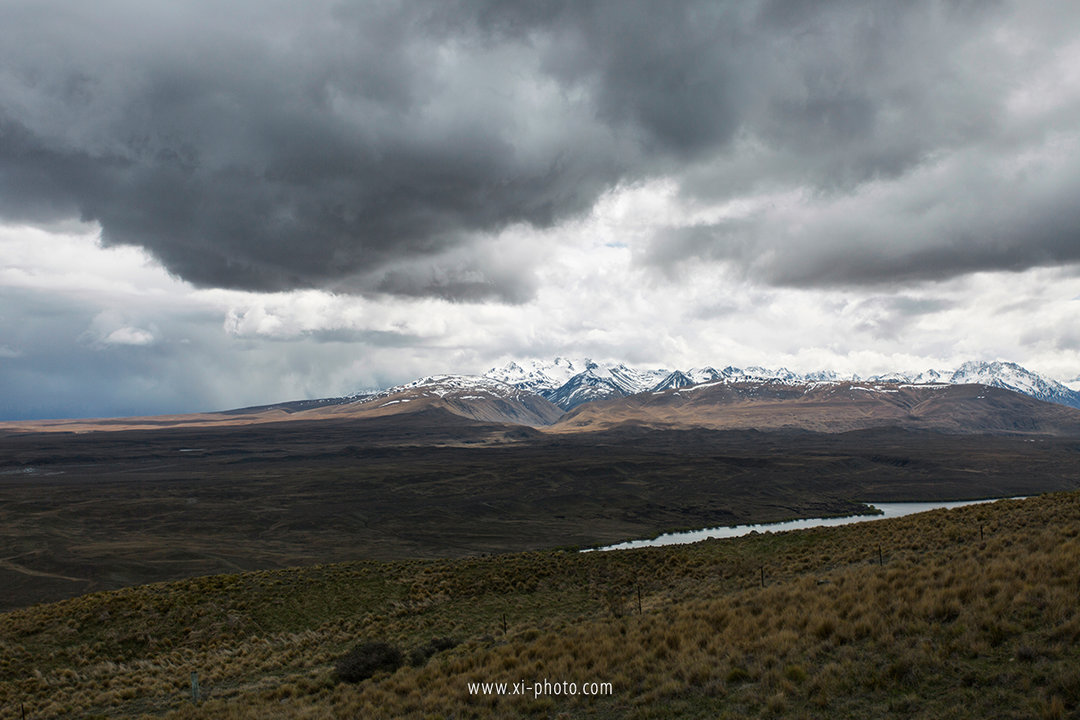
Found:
[2,1,1080,420]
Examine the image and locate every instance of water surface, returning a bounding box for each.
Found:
[592,497,1024,552]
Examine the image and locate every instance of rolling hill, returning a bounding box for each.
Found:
[0,375,561,434]
[551,381,1080,435]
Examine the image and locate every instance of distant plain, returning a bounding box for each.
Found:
[3,405,1078,611]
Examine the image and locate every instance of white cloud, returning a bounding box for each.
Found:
[102,327,155,346]
[0,222,184,297]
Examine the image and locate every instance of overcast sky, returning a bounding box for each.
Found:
[3,0,1080,420]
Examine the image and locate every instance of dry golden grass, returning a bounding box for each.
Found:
[2,493,1079,718]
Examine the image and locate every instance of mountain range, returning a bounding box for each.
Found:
[330,357,1080,435]
[4,358,1079,436]
[479,358,1080,411]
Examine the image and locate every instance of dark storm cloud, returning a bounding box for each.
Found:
[3,1,1079,298]
[650,146,1080,287]
[846,294,955,340]
[0,0,638,300]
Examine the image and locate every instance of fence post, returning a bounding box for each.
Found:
[190,671,200,704]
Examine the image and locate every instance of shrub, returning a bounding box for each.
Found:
[726,666,752,684]
[408,637,459,667]
[783,664,808,683]
[1016,644,1038,662]
[335,641,404,683]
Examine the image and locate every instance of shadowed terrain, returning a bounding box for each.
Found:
[3,404,1079,611]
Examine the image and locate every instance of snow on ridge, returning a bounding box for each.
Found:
[359,374,526,403]
[849,385,899,393]
[684,380,727,392]
[354,359,1080,413]
[483,357,587,392]
[945,361,1080,408]
[490,360,1080,410]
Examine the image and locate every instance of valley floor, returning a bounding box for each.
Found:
[3,419,1077,611]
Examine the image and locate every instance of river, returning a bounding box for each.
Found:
[590,496,1025,552]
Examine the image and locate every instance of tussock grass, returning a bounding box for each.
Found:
[2,493,1079,718]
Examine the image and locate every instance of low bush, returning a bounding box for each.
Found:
[334,641,404,683]
[408,636,458,667]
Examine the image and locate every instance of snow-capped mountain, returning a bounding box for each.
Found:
[355,374,563,426]
[912,369,948,384]
[483,359,670,410]
[543,370,622,410]
[720,365,804,384]
[683,365,830,385]
[479,359,1080,412]
[849,362,1079,409]
[539,361,670,410]
[482,358,588,395]
[686,367,722,384]
[651,370,695,392]
[363,374,558,407]
[371,374,518,398]
[487,359,826,411]
[945,361,1080,409]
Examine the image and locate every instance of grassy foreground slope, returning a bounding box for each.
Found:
[2,493,1079,719]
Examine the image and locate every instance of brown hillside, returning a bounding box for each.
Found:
[550,381,1080,435]
[0,380,562,434]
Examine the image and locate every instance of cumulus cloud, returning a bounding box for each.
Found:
[3,1,1079,302]
[80,310,158,348]
[102,326,155,346]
